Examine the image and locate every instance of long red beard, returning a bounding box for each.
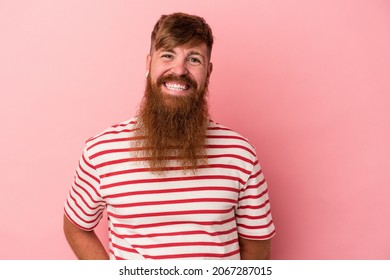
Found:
[135,74,210,172]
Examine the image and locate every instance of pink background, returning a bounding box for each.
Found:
[1,0,389,259]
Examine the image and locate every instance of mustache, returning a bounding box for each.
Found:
[156,73,198,89]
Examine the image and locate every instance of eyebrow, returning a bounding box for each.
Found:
[160,49,175,53]
[187,51,205,60]
[159,49,205,60]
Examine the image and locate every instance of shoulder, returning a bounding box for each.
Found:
[84,117,139,149]
[207,120,258,159]
[208,120,254,146]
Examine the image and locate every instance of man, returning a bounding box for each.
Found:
[64,12,275,260]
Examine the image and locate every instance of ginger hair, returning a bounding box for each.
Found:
[150,12,214,59]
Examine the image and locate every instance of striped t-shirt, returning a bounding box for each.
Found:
[64,117,275,259]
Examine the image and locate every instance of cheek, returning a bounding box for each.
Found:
[150,69,162,84]
[195,72,208,86]
[150,62,165,81]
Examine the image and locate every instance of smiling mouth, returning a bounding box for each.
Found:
[163,82,190,92]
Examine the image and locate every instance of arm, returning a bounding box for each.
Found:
[239,237,271,260]
[63,214,109,260]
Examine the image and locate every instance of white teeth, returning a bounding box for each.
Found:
[165,83,188,91]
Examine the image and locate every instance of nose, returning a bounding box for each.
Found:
[171,59,189,76]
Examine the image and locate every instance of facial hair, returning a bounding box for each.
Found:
[135,73,210,173]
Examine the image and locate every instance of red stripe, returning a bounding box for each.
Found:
[81,153,99,179]
[238,229,276,240]
[65,200,102,225]
[205,144,256,157]
[206,135,247,141]
[239,190,268,202]
[112,243,139,254]
[207,126,232,132]
[102,166,151,178]
[104,186,238,199]
[238,199,270,210]
[206,153,255,164]
[237,220,274,230]
[73,181,103,206]
[95,154,255,169]
[111,245,240,260]
[89,137,130,150]
[74,171,102,202]
[88,136,144,151]
[111,227,237,239]
[239,192,269,201]
[112,216,236,229]
[88,120,138,141]
[95,157,146,169]
[64,211,93,231]
[89,128,139,142]
[237,209,271,220]
[95,154,194,169]
[108,249,120,259]
[96,158,130,169]
[248,168,263,180]
[108,208,234,219]
[131,238,238,249]
[111,197,237,208]
[235,210,272,220]
[112,120,138,128]
[101,175,244,190]
[89,148,136,160]
[69,192,104,216]
[241,178,266,192]
[91,145,255,160]
[101,163,251,178]
[143,249,240,259]
[71,185,99,211]
[108,248,127,260]
[79,155,100,184]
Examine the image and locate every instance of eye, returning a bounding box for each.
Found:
[161,53,174,60]
[188,57,201,64]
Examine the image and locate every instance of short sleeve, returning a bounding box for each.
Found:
[64,145,106,231]
[236,160,276,240]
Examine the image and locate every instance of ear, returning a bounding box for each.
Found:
[207,62,213,77]
[145,54,151,76]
